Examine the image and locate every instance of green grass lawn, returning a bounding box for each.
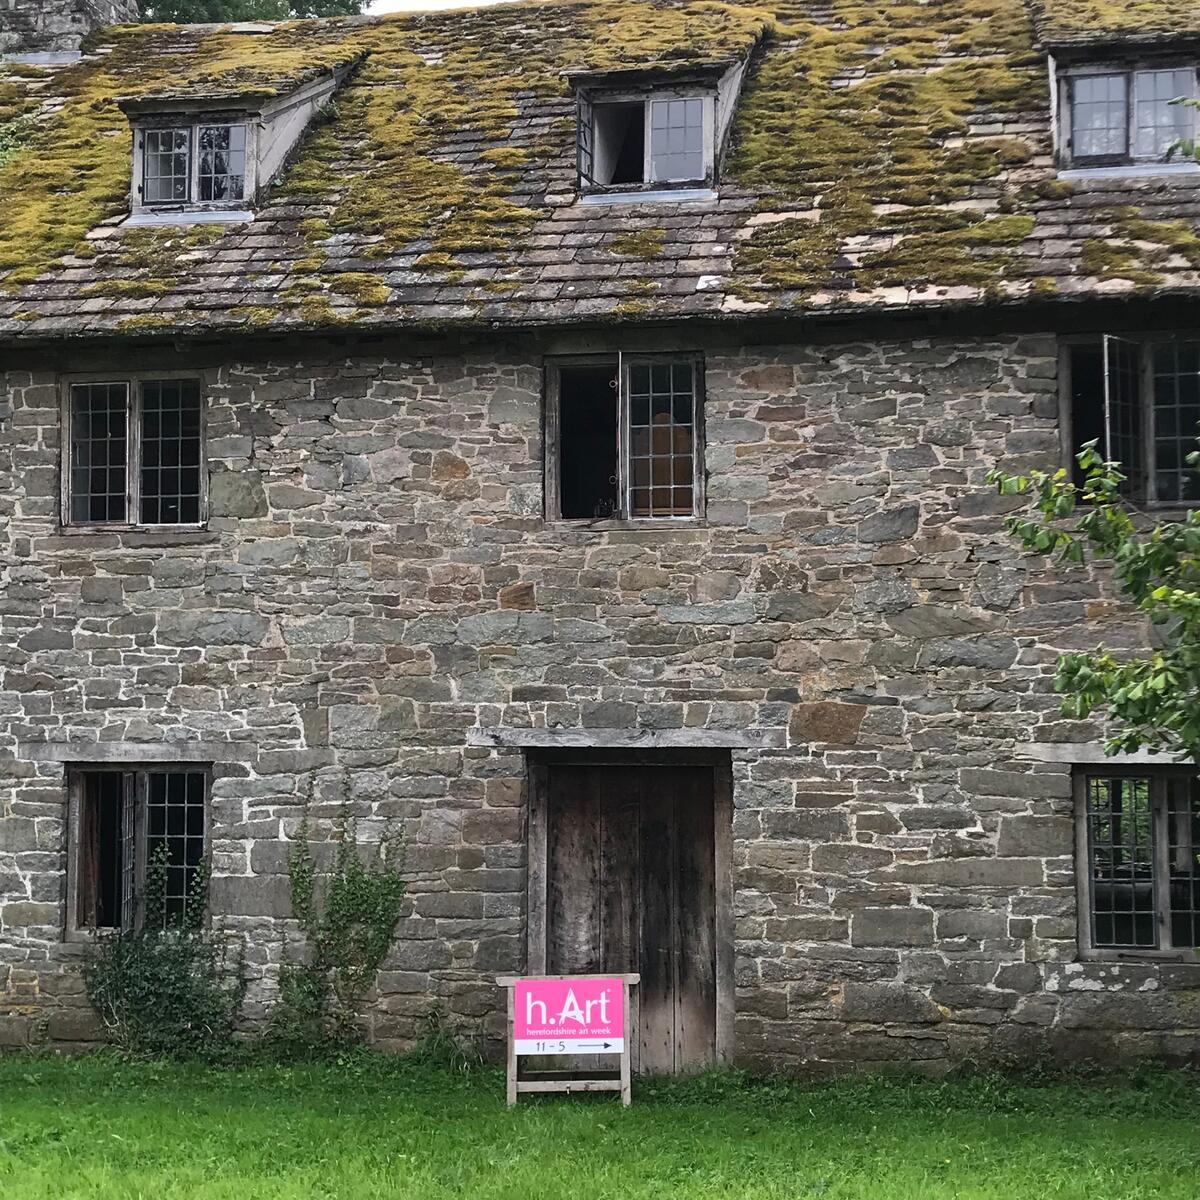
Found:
[1,1055,1197,1199]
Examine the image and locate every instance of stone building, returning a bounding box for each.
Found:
[0,0,137,56]
[1,0,1199,1071]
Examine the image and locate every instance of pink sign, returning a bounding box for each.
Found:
[513,977,624,1055]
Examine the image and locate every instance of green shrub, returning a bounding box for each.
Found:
[269,806,405,1053]
[83,847,246,1059]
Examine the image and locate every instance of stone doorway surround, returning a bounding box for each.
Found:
[468,727,757,1067]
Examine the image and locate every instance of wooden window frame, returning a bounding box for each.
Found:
[1058,332,1200,509]
[60,371,209,531]
[544,352,707,527]
[1074,765,1199,961]
[1059,62,1199,169]
[132,118,255,216]
[64,763,212,943]
[578,89,716,194]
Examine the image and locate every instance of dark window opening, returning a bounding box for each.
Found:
[1068,343,1105,486]
[1082,770,1200,951]
[1067,338,1200,504]
[71,767,208,934]
[140,379,203,525]
[77,771,129,930]
[559,364,619,519]
[593,103,644,185]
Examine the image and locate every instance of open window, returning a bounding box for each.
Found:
[1058,62,1199,171]
[67,766,209,938]
[547,355,704,522]
[1077,768,1200,955]
[580,94,712,189]
[63,376,205,528]
[572,55,756,198]
[1063,335,1200,504]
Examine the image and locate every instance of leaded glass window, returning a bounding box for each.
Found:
[198,124,246,202]
[1081,771,1200,952]
[649,97,705,183]
[142,128,191,204]
[67,378,204,526]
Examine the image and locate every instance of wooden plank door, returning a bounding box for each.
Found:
[544,764,716,1074]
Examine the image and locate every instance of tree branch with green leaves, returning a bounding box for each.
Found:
[988,441,1200,761]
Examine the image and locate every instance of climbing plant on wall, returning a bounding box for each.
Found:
[271,789,406,1053]
[989,444,1200,760]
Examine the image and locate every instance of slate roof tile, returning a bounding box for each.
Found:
[1,0,1200,344]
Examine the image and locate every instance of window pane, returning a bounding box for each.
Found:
[142,128,191,204]
[198,124,246,202]
[70,383,128,523]
[140,380,203,524]
[649,97,705,182]
[626,358,696,518]
[1133,69,1197,159]
[557,363,619,519]
[1152,342,1200,504]
[1167,776,1200,948]
[1086,775,1158,948]
[1105,336,1145,498]
[145,771,206,926]
[1072,74,1128,159]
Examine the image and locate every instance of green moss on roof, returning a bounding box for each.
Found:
[1028,0,1200,45]
[1078,206,1200,286]
[728,0,1046,298]
[608,229,667,258]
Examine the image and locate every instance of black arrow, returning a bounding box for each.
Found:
[576,1041,614,1050]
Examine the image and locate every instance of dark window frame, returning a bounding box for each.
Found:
[60,373,208,530]
[1059,333,1200,508]
[65,764,212,942]
[1060,63,1200,169]
[1074,766,1200,961]
[544,352,707,526]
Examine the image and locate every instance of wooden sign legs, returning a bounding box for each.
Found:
[498,973,640,1107]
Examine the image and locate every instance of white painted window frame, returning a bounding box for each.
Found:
[580,88,716,193]
[132,119,255,216]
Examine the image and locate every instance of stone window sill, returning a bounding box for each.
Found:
[52,526,219,548]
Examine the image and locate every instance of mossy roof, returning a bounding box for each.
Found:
[1,0,1199,345]
[1028,1,1200,48]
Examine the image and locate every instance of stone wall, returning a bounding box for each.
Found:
[0,0,138,55]
[1,329,1198,1067]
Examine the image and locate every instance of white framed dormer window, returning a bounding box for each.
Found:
[579,91,716,194]
[136,121,250,211]
[1059,63,1198,171]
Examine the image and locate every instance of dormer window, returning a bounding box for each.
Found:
[1059,63,1198,171]
[116,54,361,227]
[586,94,712,188]
[138,121,249,211]
[570,56,754,202]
